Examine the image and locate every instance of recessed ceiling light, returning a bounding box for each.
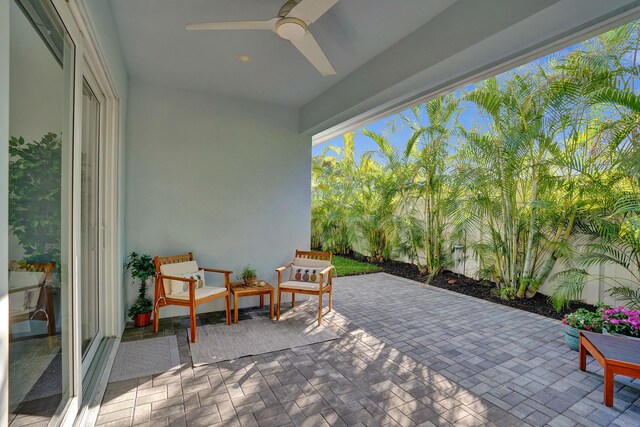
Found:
[238,55,252,63]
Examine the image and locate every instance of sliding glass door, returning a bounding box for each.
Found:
[8,0,75,423]
[80,76,103,370]
[7,0,122,423]
[8,1,113,425]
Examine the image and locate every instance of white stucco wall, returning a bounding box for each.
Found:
[125,79,311,318]
[430,227,638,307]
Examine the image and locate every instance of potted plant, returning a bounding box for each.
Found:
[8,133,62,266]
[125,252,155,327]
[562,307,603,351]
[601,306,640,339]
[241,265,257,285]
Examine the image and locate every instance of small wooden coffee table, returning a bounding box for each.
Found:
[579,330,640,407]
[230,281,274,323]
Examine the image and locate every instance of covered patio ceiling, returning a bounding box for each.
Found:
[110,0,640,139]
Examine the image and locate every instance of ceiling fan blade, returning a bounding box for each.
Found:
[291,32,336,76]
[187,18,277,31]
[288,0,339,24]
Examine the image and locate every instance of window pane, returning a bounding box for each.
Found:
[8,0,74,424]
[81,79,100,358]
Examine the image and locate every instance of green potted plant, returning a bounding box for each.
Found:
[125,252,155,327]
[562,307,603,351]
[8,133,62,266]
[241,265,257,285]
[601,306,640,339]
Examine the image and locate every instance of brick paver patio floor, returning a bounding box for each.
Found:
[98,273,640,426]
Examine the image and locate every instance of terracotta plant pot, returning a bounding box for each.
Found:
[243,277,257,285]
[134,311,152,327]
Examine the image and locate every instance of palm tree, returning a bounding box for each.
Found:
[398,95,461,276]
[311,132,357,254]
[460,69,596,299]
[550,21,640,308]
[350,130,403,262]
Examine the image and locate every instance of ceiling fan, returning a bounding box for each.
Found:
[187,0,339,76]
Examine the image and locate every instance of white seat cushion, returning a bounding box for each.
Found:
[168,286,227,301]
[174,270,206,294]
[279,280,320,292]
[9,291,33,316]
[9,271,46,290]
[8,271,45,315]
[160,261,199,295]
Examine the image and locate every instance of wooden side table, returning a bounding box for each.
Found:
[230,281,274,323]
[579,330,640,407]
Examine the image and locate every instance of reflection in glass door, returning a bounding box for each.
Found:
[8,0,75,424]
[80,78,102,365]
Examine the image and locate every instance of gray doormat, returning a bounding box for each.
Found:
[188,318,340,366]
[109,335,181,382]
[9,335,61,410]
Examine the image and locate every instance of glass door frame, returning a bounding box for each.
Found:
[40,1,123,425]
[79,69,106,379]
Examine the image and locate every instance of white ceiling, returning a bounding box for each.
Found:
[109,0,457,107]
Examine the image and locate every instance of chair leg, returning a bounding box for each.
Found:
[190,301,197,343]
[45,286,56,336]
[291,293,296,308]
[277,289,282,320]
[225,293,231,325]
[317,293,323,326]
[328,287,333,312]
[153,302,160,333]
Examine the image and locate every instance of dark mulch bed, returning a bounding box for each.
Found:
[338,252,594,320]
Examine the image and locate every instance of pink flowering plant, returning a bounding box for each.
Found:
[601,306,640,337]
[562,308,603,332]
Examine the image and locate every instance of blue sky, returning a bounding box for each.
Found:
[311,89,482,161]
[312,45,579,160]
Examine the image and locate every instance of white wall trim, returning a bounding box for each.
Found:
[53,0,123,424]
[67,0,123,338]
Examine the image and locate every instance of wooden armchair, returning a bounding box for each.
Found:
[276,250,334,325]
[153,252,231,343]
[9,261,56,336]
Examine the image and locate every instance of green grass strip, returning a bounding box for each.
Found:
[332,255,383,277]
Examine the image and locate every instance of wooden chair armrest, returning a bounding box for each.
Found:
[276,263,293,285]
[199,268,232,290]
[156,274,200,300]
[275,263,293,273]
[8,283,44,293]
[319,265,334,277]
[319,265,335,288]
[200,267,233,275]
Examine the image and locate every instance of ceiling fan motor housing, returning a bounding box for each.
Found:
[276,17,307,41]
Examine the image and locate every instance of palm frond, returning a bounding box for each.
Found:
[606,285,640,310]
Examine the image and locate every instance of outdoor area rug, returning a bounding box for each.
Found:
[9,335,61,411]
[188,317,340,366]
[109,335,181,382]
